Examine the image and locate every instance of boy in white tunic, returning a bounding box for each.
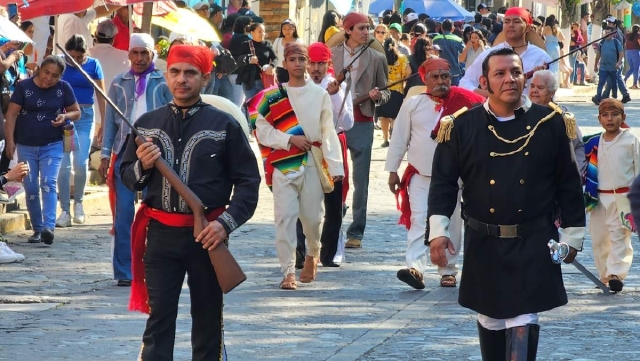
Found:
[253,43,344,290]
[586,98,640,292]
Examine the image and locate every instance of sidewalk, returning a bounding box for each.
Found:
[1,105,639,360]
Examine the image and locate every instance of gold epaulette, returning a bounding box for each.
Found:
[548,102,577,140]
[435,106,469,143]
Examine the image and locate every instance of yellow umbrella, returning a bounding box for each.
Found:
[152,8,220,42]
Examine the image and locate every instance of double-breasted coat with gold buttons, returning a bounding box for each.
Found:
[427,103,585,319]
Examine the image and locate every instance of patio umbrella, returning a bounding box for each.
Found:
[0,12,34,43]
[152,7,220,42]
[368,0,473,22]
[0,0,169,21]
[408,0,473,22]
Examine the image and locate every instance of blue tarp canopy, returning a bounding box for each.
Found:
[368,0,474,22]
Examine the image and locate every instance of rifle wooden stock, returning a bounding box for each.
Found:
[133,137,247,294]
[55,44,247,294]
[353,73,420,106]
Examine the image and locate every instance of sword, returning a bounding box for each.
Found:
[548,240,612,295]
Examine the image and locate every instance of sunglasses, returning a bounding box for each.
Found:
[375,31,387,34]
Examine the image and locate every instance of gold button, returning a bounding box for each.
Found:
[525,152,529,156]
[520,179,525,184]
[489,208,495,213]
[526,126,531,130]
[490,180,496,185]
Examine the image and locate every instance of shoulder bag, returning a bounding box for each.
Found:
[249,40,276,89]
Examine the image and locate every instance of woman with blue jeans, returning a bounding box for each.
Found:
[57,35,106,227]
[4,56,80,244]
[624,25,640,89]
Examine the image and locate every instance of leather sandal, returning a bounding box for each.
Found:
[440,274,457,287]
[608,275,623,292]
[299,256,318,283]
[279,273,297,290]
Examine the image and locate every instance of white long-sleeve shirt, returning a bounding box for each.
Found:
[597,129,640,190]
[459,42,551,91]
[255,80,344,177]
[319,75,354,132]
[384,94,441,176]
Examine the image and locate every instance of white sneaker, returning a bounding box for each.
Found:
[0,242,24,263]
[73,203,85,224]
[56,211,72,228]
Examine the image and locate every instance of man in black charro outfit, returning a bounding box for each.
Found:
[427,48,586,360]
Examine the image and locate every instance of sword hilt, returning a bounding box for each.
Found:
[548,239,569,264]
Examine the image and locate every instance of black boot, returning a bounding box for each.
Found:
[505,324,540,361]
[477,321,506,361]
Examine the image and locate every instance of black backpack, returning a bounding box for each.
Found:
[215,48,237,74]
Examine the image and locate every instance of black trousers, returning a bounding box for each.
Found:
[296,180,343,265]
[141,220,225,361]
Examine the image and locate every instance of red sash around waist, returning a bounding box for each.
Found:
[129,203,225,314]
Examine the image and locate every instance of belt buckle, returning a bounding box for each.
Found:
[498,224,518,238]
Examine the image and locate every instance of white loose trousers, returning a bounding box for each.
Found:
[407,174,462,275]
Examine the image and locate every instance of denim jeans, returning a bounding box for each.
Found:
[214,74,233,99]
[603,68,628,99]
[17,141,64,232]
[58,107,95,212]
[242,79,264,127]
[625,49,640,87]
[112,151,135,280]
[569,52,578,84]
[597,70,619,100]
[228,74,246,109]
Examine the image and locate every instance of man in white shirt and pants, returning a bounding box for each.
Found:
[386,57,486,289]
[459,7,550,96]
[295,42,354,267]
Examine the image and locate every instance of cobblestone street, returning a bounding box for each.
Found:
[1,94,639,361]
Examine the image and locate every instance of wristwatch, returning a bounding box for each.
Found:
[0,175,8,186]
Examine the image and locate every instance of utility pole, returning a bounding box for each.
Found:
[140,1,154,34]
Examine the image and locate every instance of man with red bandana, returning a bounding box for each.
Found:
[385,58,484,290]
[251,43,344,290]
[120,44,260,360]
[330,11,389,249]
[294,42,354,267]
[459,7,551,96]
[428,47,585,360]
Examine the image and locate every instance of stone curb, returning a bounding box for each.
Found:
[0,187,110,235]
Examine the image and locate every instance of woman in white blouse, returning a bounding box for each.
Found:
[273,19,302,83]
[458,29,488,70]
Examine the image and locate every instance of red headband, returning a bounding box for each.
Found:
[599,98,624,115]
[343,12,369,31]
[505,7,532,24]
[418,58,450,82]
[167,45,213,74]
[308,42,332,62]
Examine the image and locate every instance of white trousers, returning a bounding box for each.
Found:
[272,160,324,276]
[589,193,634,281]
[477,313,539,331]
[406,174,461,275]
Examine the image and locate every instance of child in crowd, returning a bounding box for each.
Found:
[584,99,639,292]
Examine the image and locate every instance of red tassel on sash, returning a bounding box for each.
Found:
[395,164,420,230]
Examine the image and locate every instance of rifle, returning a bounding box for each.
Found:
[55,44,246,293]
[525,31,616,79]
[352,73,420,106]
[335,39,375,85]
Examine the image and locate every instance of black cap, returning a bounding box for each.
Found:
[477,3,490,11]
[211,4,225,15]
